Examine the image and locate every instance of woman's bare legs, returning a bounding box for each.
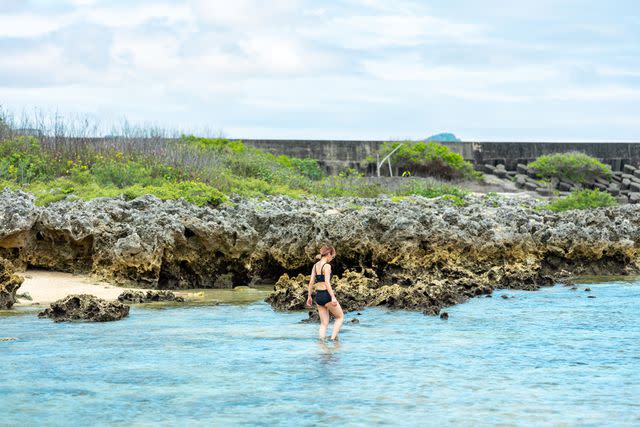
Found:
[327,302,344,340]
[317,305,330,340]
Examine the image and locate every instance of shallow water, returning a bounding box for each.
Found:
[2,281,639,426]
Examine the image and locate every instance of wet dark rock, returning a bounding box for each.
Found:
[118,290,184,303]
[350,318,360,324]
[299,311,320,324]
[570,286,578,290]
[585,288,592,292]
[38,294,129,322]
[299,310,337,324]
[485,294,493,298]
[501,294,510,299]
[439,312,449,320]
[0,258,23,309]
[587,295,596,298]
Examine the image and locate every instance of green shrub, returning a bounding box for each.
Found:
[545,189,617,212]
[88,154,155,188]
[278,156,324,181]
[441,195,466,207]
[121,181,226,206]
[0,137,55,183]
[181,135,245,153]
[529,152,611,183]
[228,176,305,199]
[7,178,226,207]
[395,179,469,199]
[380,141,478,180]
[313,176,383,198]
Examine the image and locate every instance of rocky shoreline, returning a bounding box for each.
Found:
[1,189,640,315]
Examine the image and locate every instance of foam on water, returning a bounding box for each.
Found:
[1,281,639,426]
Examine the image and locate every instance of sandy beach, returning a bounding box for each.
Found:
[14,271,134,307]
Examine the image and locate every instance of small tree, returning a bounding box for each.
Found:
[378,140,477,180]
[529,152,611,183]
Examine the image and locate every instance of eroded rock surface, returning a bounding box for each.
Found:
[38,294,130,322]
[0,258,23,309]
[2,189,640,313]
[118,290,184,303]
[266,269,488,315]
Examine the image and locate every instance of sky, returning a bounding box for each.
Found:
[0,0,639,141]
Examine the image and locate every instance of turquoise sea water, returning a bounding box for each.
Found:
[2,281,639,426]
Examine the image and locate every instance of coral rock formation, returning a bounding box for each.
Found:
[2,189,640,314]
[0,258,23,309]
[118,290,184,303]
[38,294,130,322]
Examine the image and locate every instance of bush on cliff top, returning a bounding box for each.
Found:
[545,189,617,212]
[380,141,479,180]
[529,152,611,183]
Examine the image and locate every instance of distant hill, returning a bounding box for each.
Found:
[425,133,461,142]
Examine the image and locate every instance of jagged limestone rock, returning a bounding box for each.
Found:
[117,290,184,303]
[38,294,130,322]
[1,190,640,313]
[0,258,23,309]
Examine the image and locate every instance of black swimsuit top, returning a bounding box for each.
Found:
[315,262,331,284]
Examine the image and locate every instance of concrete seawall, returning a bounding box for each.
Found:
[241,139,640,174]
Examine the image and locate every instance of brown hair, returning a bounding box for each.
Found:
[315,245,336,260]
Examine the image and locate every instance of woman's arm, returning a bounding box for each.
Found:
[323,264,338,305]
[306,267,316,306]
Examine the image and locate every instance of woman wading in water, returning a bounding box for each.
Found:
[306,245,344,340]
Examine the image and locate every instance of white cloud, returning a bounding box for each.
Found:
[82,3,192,28]
[596,66,640,78]
[0,0,639,140]
[303,14,484,49]
[66,0,100,6]
[362,58,559,84]
[190,0,302,28]
[0,14,70,38]
[552,86,640,101]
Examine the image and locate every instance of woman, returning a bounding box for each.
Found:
[306,245,344,340]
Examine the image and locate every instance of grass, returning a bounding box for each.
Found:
[544,189,618,212]
[0,134,470,205]
[529,152,611,183]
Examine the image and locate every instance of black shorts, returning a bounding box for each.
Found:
[315,290,331,306]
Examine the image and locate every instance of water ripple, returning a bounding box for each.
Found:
[1,282,639,426]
